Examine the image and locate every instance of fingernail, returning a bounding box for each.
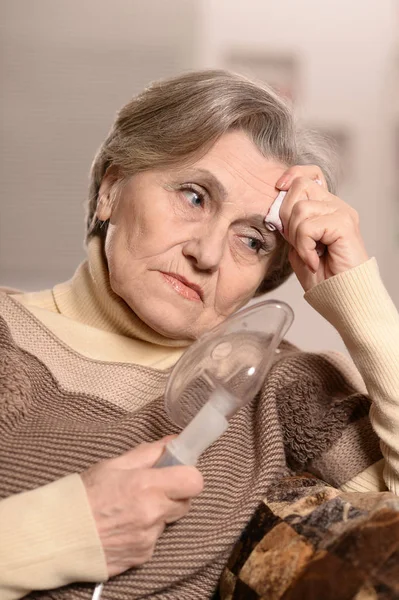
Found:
[276,173,292,188]
[276,179,288,189]
[308,256,319,273]
[264,222,277,232]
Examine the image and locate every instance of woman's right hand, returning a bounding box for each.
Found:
[81,437,203,578]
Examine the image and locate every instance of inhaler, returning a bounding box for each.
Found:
[92,298,294,599]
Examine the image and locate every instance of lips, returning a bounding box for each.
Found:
[160,272,203,302]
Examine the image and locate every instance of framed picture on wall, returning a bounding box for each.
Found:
[224,51,299,102]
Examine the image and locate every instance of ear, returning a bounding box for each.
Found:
[96,166,119,222]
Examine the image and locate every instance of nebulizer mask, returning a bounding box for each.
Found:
[93,298,293,599]
[155,298,294,467]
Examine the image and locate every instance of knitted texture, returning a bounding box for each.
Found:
[0,294,382,599]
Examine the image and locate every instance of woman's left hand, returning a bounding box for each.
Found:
[274,165,369,292]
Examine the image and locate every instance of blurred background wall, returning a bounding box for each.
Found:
[1,0,398,354]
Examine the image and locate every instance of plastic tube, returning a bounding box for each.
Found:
[155,387,232,467]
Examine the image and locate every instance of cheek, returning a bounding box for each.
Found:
[215,259,268,312]
[112,196,178,257]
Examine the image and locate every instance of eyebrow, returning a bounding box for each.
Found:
[171,167,279,236]
[236,214,278,239]
[171,167,228,200]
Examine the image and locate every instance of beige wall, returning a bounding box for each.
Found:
[1,0,398,353]
[0,0,197,287]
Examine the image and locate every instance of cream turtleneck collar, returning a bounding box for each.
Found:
[52,237,192,348]
[13,237,189,368]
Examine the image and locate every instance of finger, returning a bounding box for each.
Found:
[114,436,178,470]
[289,246,318,280]
[294,213,346,271]
[287,200,338,249]
[292,224,321,273]
[164,498,191,524]
[288,246,307,273]
[279,177,331,238]
[134,493,191,527]
[150,465,204,500]
[288,246,326,290]
[276,165,328,191]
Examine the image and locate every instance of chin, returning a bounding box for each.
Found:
[131,296,204,341]
[145,310,201,341]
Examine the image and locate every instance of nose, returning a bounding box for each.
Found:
[182,223,227,272]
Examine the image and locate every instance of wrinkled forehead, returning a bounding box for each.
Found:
[171,131,287,209]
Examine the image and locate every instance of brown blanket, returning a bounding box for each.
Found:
[219,474,399,600]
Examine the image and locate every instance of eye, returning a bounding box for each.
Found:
[244,236,263,252]
[180,185,205,208]
[240,234,274,255]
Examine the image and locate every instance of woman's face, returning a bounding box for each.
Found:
[98,131,286,340]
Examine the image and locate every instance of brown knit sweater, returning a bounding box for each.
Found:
[0,292,381,600]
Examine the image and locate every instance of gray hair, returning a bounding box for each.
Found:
[86,69,336,293]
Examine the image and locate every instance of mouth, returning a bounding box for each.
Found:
[160,272,203,302]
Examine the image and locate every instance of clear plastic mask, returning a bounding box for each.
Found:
[157,299,294,467]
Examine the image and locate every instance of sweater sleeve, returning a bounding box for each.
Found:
[0,473,108,599]
[304,258,399,494]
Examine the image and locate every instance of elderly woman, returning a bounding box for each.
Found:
[0,70,398,600]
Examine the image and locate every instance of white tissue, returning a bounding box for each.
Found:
[264,179,325,256]
[264,190,286,233]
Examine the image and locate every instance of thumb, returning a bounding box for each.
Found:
[115,435,177,470]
